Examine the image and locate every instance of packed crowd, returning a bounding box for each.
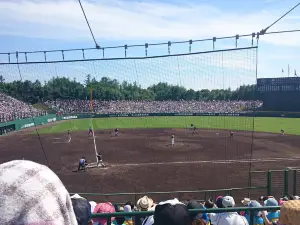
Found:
[2,159,298,225]
[45,100,263,114]
[0,93,47,122]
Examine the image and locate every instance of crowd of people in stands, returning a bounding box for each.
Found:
[1,159,297,225]
[0,93,47,122]
[45,100,263,114]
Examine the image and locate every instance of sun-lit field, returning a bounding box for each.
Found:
[38,116,300,135]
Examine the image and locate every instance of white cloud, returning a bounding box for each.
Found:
[0,0,300,46]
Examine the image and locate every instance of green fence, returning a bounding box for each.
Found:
[79,169,296,225]
[57,111,300,119]
[0,114,57,134]
[71,168,300,204]
[91,206,281,225]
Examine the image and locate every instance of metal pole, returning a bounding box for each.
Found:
[249,210,254,225]
[293,170,297,195]
[284,169,289,196]
[267,170,272,196]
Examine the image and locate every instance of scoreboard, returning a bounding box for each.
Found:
[257,77,300,111]
[257,77,300,92]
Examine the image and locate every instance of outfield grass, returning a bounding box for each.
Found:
[38,116,300,135]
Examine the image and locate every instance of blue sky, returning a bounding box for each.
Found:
[0,0,300,90]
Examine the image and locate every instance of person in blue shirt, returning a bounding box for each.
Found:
[88,126,93,135]
[187,200,210,225]
[262,198,280,224]
[244,200,264,225]
[78,157,86,171]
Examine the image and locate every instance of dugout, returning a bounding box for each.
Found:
[0,124,15,135]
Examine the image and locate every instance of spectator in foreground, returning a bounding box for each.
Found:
[93,202,116,225]
[135,196,156,225]
[125,201,135,211]
[244,200,264,225]
[240,198,251,216]
[89,201,97,213]
[154,203,192,225]
[204,199,216,209]
[71,194,92,225]
[0,160,78,225]
[123,205,133,225]
[209,196,249,225]
[187,200,209,225]
[113,204,125,225]
[261,198,280,225]
[216,196,224,208]
[141,198,184,225]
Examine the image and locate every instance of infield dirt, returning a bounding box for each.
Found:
[1,128,300,204]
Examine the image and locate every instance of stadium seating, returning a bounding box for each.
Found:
[0,93,47,122]
[45,99,262,114]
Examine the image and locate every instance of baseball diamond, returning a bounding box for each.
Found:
[1,117,300,203]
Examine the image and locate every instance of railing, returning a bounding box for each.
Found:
[71,186,267,205]
[72,168,300,204]
[91,206,281,225]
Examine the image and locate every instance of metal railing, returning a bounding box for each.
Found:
[70,186,267,205]
[71,168,298,224]
[71,168,300,204]
[91,206,281,225]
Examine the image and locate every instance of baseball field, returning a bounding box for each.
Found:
[1,115,300,203]
[38,116,300,135]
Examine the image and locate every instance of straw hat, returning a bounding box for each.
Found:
[241,198,251,206]
[137,196,154,211]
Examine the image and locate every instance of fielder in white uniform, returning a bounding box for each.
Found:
[171,134,175,146]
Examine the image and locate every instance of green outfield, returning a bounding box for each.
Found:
[38,116,300,135]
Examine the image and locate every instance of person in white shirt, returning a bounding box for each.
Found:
[171,134,175,146]
[209,196,249,225]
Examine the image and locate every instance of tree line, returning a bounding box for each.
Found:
[0,74,262,104]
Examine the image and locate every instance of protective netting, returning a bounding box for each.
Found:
[0,47,264,201]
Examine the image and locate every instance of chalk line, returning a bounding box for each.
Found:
[109,157,300,167]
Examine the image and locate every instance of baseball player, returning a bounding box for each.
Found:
[96,152,105,168]
[88,126,93,135]
[171,134,175,146]
[114,128,119,137]
[68,130,71,141]
[192,125,197,135]
[229,131,234,139]
[78,157,87,171]
[281,129,285,135]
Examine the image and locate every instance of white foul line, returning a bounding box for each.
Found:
[109,157,300,167]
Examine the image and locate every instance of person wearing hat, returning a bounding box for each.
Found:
[244,200,264,225]
[241,198,251,206]
[210,196,249,225]
[187,200,209,225]
[205,199,216,209]
[135,196,155,225]
[216,196,224,208]
[71,194,93,225]
[137,196,155,211]
[93,202,116,225]
[123,205,134,225]
[154,203,191,225]
[261,198,280,224]
[240,198,251,216]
